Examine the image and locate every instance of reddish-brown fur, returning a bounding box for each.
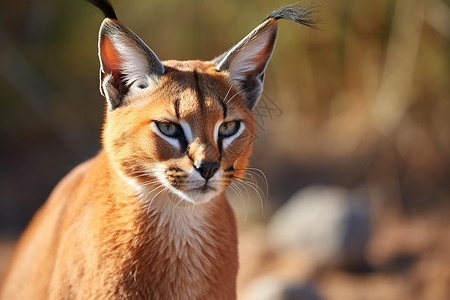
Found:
[0,1,301,294]
[0,60,253,299]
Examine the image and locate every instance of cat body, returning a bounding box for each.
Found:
[2,152,237,299]
[1,1,314,299]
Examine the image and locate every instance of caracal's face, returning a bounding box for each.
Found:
[97,14,285,204]
[103,60,254,204]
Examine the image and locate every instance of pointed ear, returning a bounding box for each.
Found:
[214,19,278,109]
[98,19,164,110]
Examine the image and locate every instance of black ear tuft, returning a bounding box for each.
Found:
[97,19,164,111]
[215,19,278,109]
[265,3,319,29]
[214,3,317,109]
[86,0,118,20]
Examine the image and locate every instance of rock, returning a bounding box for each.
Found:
[268,185,372,269]
[243,274,323,300]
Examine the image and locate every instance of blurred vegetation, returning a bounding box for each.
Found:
[0,0,449,232]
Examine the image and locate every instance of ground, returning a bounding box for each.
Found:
[1,211,449,299]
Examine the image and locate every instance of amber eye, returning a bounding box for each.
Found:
[219,121,240,137]
[155,121,182,137]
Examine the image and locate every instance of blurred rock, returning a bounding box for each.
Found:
[268,185,372,269]
[243,274,323,300]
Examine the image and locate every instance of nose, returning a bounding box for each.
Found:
[195,162,219,181]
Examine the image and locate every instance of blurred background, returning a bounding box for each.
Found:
[0,0,449,299]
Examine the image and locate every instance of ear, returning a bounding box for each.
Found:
[214,19,278,109]
[98,19,164,110]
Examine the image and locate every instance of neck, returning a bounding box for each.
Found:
[88,155,237,298]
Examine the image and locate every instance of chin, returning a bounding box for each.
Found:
[173,187,221,205]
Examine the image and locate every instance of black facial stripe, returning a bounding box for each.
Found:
[186,145,195,163]
[166,100,186,152]
[193,71,206,113]
[220,100,227,119]
[167,175,186,181]
[167,173,186,177]
[225,166,235,172]
[174,98,181,120]
[178,135,188,153]
[168,180,181,189]
[218,135,224,162]
[167,167,183,172]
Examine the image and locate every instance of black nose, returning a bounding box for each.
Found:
[195,162,219,181]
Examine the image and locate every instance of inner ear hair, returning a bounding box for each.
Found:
[101,73,130,110]
[214,3,317,109]
[97,19,165,111]
[215,20,278,109]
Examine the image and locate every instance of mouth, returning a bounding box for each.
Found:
[162,167,223,204]
[191,184,216,193]
[178,183,219,204]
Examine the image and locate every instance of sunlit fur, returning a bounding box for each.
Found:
[103,60,254,204]
[0,60,254,300]
[1,1,314,298]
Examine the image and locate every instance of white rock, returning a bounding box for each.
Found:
[243,274,322,300]
[268,185,371,268]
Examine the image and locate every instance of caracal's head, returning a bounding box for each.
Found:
[98,8,314,205]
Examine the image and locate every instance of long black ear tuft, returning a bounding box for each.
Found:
[214,3,316,109]
[86,0,118,20]
[265,3,318,29]
[98,19,164,111]
[87,0,164,111]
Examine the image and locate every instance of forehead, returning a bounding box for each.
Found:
[156,60,231,120]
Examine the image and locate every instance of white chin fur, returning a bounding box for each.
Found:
[154,169,222,205]
[184,189,221,204]
[168,182,221,205]
[128,167,223,206]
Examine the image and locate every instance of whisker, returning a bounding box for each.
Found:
[222,85,233,103]
[228,182,249,222]
[146,186,168,215]
[108,185,136,208]
[142,182,164,202]
[235,167,269,198]
[233,180,253,220]
[102,171,153,206]
[234,182,250,222]
[142,184,166,216]
[174,195,187,208]
[108,178,159,208]
[233,178,265,215]
[225,86,252,105]
[235,177,267,201]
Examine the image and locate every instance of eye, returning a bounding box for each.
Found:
[219,121,240,137]
[155,121,182,137]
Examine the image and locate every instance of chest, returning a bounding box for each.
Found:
[109,204,221,299]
